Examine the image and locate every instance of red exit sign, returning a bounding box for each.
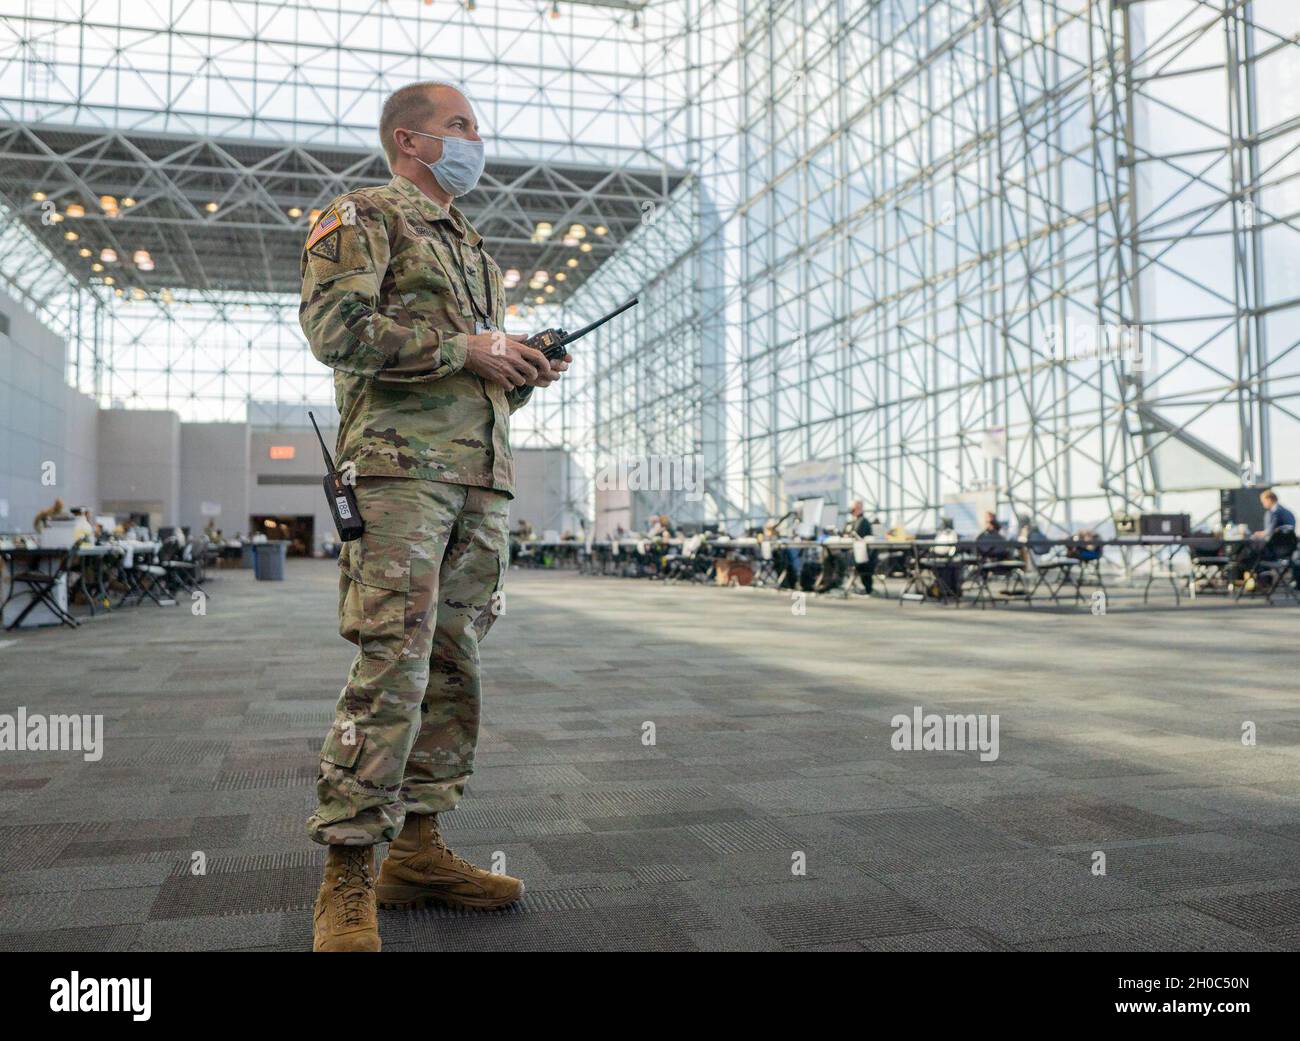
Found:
[268,445,296,460]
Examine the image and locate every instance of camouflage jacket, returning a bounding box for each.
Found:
[300,175,531,494]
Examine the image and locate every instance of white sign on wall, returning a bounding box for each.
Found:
[200,501,222,517]
[782,459,843,504]
[943,489,998,536]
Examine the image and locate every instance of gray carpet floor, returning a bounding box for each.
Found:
[1,560,1298,951]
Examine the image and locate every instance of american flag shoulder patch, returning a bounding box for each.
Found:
[305,207,343,250]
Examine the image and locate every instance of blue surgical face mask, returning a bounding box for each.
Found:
[409,131,485,197]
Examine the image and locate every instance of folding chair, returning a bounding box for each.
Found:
[1028,552,1081,604]
[970,558,1029,609]
[2,549,78,630]
[1236,528,1299,605]
[1188,541,1232,597]
[160,536,203,597]
[117,544,174,607]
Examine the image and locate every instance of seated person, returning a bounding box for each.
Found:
[929,517,963,597]
[1233,488,1297,580]
[1254,489,1295,541]
[1015,513,1053,560]
[975,512,1014,560]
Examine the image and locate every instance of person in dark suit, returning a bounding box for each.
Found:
[1255,489,1295,539]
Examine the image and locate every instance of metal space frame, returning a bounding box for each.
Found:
[2,1,1298,534]
[576,0,1300,532]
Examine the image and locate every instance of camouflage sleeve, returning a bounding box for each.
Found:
[299,196,467,382]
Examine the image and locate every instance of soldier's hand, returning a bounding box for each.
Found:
[464,333,555,389]
[527,351,571,388]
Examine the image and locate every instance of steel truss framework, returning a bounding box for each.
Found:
[580,0,1300,532]
[0,0,666,452]
[1,0,1298,533]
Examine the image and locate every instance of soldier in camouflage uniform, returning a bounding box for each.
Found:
[302,82,568,952]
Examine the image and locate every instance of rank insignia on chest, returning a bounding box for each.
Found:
[305,208,343,257]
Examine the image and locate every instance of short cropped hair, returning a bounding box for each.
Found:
[1261,488,1278,504]
[379,82,458,169]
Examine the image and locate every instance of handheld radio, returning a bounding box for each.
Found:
[523,297,639,361]
[309,411,364,542]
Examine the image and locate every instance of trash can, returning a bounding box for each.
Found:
[252,540,289,581]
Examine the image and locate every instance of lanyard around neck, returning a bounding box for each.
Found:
[432,222,494,330]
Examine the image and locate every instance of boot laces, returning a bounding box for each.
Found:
[416,820,479,875]
[332,850,373,927]
[433,834,479,875]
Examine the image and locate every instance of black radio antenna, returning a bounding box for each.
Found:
[560,297,639,347]
[308,411,336,472]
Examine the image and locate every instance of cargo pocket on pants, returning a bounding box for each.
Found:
[321,724,365,769]
[340,531,412,658]
[472,539,508,642]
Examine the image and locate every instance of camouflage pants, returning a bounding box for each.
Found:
[307,476,509,846]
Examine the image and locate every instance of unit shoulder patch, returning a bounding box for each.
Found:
[308,232,341,262]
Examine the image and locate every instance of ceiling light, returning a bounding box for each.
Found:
[99,195,118,211]
[544,284,555,294]
[534,295,544,304]
[287,206,302,218]
[555,272,566,281]
[137,260,155,272]
[78,247,91,257]
[64,231,79,241]
[122,197,136,207]
[533,270,548,282]
[569,224,586,238]
[31,191,46,201]
[161,289,174,304]
[132,250,152,265]
[566,257,578,268]
[103,276,115,285]
[562,236,578,247]
[579,242,593,252]
[131,287,146,300]
[100,248,118,263]
[66,203,85,218]
[535,221,552,237]
[594,225,608,236]
[91,263,103,272]
[204,201,219,213]
[48,211,63,223]
[309,208,322,224]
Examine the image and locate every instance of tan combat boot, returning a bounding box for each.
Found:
[312,845,381,952]
[376,813,524,910]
